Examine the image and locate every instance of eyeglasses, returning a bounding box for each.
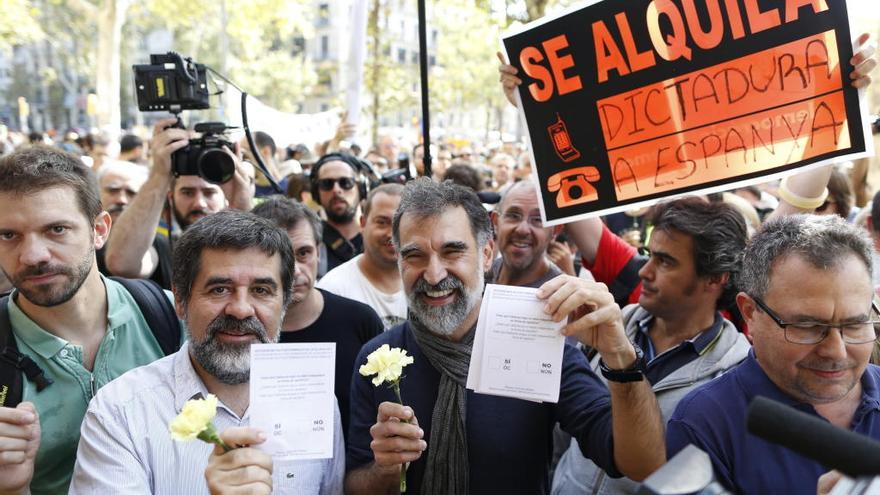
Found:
[501,211,543,228]
[317,177,356,191]
[751,296,880,345]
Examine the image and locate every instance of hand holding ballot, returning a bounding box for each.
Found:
[249,343,337,461]
[537,275,637,371]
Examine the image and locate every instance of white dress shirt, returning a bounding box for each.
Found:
[69,342,344,494]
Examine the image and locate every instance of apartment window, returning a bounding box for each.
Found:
[320,35,329,60]
[317,3,330,27]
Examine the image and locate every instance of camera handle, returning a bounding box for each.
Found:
[241,92,283,194]
[168,112,185,130]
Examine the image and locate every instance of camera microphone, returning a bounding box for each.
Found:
[746,396,880,477]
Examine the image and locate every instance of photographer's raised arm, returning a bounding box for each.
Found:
[105,119,188,278]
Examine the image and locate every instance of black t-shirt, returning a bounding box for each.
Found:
[95,235,173,290]
[280,289,383,440]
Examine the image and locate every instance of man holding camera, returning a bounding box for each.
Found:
[104,118,254,283]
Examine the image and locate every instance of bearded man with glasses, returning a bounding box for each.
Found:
[667,214,880,494]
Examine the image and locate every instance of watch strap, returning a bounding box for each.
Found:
[599,345,646,383]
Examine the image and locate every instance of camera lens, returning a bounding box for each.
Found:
[197,148,235,184]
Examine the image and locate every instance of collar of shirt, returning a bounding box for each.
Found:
[633,312,725,385]
[7,275,137,360]
[171,341,247,421]
[635,312,724,362]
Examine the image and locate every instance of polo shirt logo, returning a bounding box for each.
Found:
[286,472,295,479]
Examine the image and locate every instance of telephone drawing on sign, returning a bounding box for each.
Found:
[547,166,600,208]
[547,113,580,163]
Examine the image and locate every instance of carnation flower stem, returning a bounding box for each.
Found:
[391,381,408,493]
[197,423,232,453]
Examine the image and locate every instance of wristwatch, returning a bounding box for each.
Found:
[599,344,646,383]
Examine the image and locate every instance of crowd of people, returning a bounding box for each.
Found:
[0,33,878,495]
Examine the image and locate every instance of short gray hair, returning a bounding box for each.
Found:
[739,214,873,298]
[392,178,493,249]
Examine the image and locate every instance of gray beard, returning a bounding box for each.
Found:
[406,271,483,337]
[188,314,278,385]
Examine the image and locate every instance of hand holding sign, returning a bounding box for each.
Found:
[497,51,522,107]
[850,33,876,89]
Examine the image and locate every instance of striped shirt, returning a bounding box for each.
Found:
[69,342,344,494]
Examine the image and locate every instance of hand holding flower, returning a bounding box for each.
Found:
[359,345,418,492]
[205,427,273,495]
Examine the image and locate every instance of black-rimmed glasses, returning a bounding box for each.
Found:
[751,296,880,345]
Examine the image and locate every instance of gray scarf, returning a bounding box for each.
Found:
[409,317,473,495]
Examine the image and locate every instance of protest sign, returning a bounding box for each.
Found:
[503,0,873,225]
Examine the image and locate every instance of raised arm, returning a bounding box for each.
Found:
[564,218,605,266]
[538,276,665,481]
[104,118,187,278]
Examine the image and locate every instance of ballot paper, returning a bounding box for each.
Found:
[249,343,336,460]
[467,284,566,403]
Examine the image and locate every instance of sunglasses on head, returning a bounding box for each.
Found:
[317,177,356,191]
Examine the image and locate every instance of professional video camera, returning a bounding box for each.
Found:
[173,122,236,184]
[132,52,277,190]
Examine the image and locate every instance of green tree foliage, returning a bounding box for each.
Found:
[0,0,43,52]
[430,0,505,131]
[141,0,316,113]
[363,0,420,144]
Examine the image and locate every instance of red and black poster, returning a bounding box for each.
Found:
[503,0,873,225]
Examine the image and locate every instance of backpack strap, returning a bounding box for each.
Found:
[110,277,181,356]
[323,223,357,264]
[0,296,53,408]
[608,254,648,308]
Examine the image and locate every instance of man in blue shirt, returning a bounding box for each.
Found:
[667,214,880,494]
[345,179,665,495]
